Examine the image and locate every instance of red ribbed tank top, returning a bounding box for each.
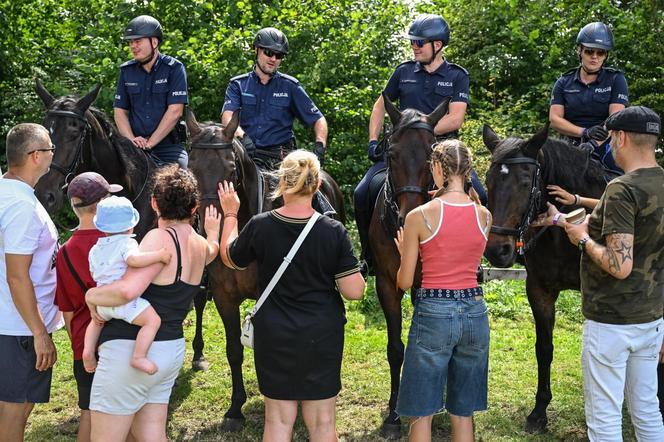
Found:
[419,200,488,289]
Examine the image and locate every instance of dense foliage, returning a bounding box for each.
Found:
[1,0,662,201]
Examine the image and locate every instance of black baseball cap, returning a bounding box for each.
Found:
[605,106,661,136]
[67,172,123,208]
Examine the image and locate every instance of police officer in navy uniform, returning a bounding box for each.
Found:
[549,22,629,172]
[221,27,328,171]
[114,15,189,168]
[354,13,484,275]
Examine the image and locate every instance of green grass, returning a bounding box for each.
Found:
[25,280,638,441]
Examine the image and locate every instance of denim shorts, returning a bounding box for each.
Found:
[396,297,489,417]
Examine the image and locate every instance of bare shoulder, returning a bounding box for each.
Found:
[139,228,171,251]
[476,204,492,228]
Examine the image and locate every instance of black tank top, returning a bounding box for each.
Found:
[99,228,201,344]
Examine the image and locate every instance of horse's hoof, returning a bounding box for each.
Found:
[379,422,401,440]
[525,414,548,433]
[220,417,245,432]
[191,357,210,372]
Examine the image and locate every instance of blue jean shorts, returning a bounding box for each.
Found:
[396,296,490,417]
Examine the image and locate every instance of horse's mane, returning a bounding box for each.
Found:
[492,135,607,195]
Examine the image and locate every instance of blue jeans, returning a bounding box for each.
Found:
[151,143,188,168]
[396,297,489,417]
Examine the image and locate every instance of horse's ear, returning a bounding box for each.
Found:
[35,79,55,108]
[223,110,240,141]
[482,124,501,153]
[185,108,202,138]
[426,96,451,127]
[522,123,549,158]
[382,93,401,127]
[76,83,101,112]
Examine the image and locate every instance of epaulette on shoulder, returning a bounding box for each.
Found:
[562,67,578,76]
[447,62,469,75]
[161,55,177,66]
[120,59,138,68]
[396,60,416,69]
[278,72,300,84]
[602,66,622,74]
[230,72,251,82]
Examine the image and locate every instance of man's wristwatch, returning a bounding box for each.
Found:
[578,236,591,252]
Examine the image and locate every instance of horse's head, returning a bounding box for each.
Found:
[383,93,450,227]
[482,123,549,267]
[34,80,101,213]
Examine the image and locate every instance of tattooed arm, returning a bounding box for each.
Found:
[582,233,634,280]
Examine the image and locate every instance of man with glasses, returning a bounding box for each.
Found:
[549,22,629,172]
[354,13,480,276]
[0,123,63,441]
[114,15,189,168]
[220,27,328,171]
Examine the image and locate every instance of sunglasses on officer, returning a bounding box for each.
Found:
[26,143,56,155]
[582,47,607,57]
[261,48,285,60]
[411,39,429,48]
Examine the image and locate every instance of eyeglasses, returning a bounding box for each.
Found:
[582,47,608,57]
[262,48,285,60]
[411,39,429,48]
[26,143,56,155]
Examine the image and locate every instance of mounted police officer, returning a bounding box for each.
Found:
[549,22,629,173]
[114,15,189,168]
[354,13,484,275]
[220,27,328,171]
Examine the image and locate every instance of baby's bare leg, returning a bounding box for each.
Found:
[83,321,103,373]
[130,306,161,375]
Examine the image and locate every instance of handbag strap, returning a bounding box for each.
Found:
[62,244,88,292]
[250,211,321,316]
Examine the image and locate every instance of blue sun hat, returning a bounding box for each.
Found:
[93,196,140,233]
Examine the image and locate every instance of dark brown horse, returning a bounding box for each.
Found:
[482,124,607,432]
[186,109,346,431]
[33,81,156,240]
[368,94,450,439]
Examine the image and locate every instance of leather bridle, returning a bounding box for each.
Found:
[46,109,89,187]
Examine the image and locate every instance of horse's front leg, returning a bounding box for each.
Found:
[525,278,559,433]
[191,288,209,371]
[212,292,247,432]
[375,273,404,440]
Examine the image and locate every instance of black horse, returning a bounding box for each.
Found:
[482,124,607,432]
[367,95,450,439]
[185,109,346,431]
[34,81,156,240]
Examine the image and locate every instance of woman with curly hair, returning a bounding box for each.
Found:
[84,165,221,441]
[394,139,492,442]
[218,150,365,441]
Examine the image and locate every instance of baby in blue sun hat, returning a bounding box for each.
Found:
[84,196,170,375]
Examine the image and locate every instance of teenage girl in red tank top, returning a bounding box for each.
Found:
[395,139,492,442]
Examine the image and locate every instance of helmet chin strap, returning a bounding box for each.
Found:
[139,41,158,66]
[578,47,609,75]
[420,41,443,66]
[254,51,276,77]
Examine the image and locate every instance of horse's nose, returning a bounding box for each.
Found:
[398,213,406,228]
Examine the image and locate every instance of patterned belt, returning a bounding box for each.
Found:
[415,287,484,300]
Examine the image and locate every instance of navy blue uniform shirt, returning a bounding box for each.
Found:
[550,67,629,129]
[114,54,188,142]
[383,60,470,113]
[221,70,324,148]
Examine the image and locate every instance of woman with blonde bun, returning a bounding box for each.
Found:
[218,150,365,441]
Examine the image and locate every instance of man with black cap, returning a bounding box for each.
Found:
[220,27,328,170]
[114,15,189,168]
[54,172,121,442]
[552,106,663,440]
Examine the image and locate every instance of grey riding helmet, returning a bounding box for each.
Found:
[253,27,289,55]
[407,14,450,45]
[576,22,613,51]
[123,15,163,43]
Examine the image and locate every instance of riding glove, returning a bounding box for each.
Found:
[241,134,256,158]
[368,140,381,163]
[313,141,326,167]
[582,125,609,142]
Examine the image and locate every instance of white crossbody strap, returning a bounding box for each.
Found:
[250,212,321,316]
